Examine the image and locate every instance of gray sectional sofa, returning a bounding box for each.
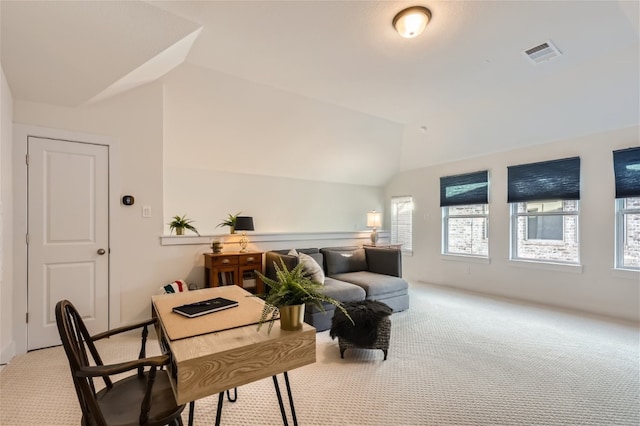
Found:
[265,246,409,331]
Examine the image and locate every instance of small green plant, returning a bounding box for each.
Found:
[216,212,241,233]
[254,259,353,334]
[168,214,199,236]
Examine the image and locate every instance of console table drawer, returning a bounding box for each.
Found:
[212,256,239,266]
[240,254,262,266]
[204,252,264,294]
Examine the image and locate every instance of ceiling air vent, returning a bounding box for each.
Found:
[523,40,562,64]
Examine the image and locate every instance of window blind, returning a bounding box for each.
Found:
[440,170,488,207]
[613,147,640,198]
[507,157,580,203]
[391,196,412,251]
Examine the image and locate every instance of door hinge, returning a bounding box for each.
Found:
[25,154,29,165]
[26,312,28,323]
[26,234,29,245]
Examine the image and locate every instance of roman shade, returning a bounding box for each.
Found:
[507,157,580,203]
[440,170,489,207]
[613,147,640,198]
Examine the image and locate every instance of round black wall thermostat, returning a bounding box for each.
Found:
[122,195,135,206]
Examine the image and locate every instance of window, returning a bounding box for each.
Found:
[508,157,581,264]
[613,147,640,270]
[391,196,413,252]
[616,198,640,269]
[440,171,489,257]
[512,200,579,263]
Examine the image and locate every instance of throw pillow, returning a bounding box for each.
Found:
[287,249,325,284]
[298,252,325,285]
[159,279,189,295]
[324,248,368,275]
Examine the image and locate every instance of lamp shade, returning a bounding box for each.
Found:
[367,211,382,228]
[234,216,254,231]
[393,6,431,38]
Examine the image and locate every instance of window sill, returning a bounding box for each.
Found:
[612,268,640,280]
[441,254,490,264]
[509,259,583,274]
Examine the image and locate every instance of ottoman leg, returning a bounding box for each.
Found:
[340,348,346,358]
[383,349,387,361]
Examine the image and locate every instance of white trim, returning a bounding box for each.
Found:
[508,259,583,274]
[12,123,121,356]
[611,268,640,279]
[0,340,15,365]
[441,254,491,264]
[160,231,390,246]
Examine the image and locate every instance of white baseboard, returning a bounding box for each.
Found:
[0,340,15,364]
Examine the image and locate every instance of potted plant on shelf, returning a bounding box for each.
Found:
[255,259,353,333]
[216,212,241,234]
[168,214,200,236]
[210,239,224,253]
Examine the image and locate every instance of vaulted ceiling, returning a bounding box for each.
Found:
[2,1,638,182]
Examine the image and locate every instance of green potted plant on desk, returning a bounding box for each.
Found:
[255,260,352,334]
[168,214,200,236]
[216,212,241,234]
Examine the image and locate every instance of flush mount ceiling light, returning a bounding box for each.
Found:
[393,6,432,38]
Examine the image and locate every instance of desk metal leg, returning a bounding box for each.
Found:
[272,372,298,426]
[226,387,237,402]
[188,400,195,426]
[283,372,298,426]
[215,391,224,426]
[202,387,236,426]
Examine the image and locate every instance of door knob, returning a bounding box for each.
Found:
[97,248,106,255]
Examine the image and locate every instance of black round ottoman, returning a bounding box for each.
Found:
[330,300,392,360]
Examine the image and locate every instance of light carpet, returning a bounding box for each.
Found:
[1,283,638,425]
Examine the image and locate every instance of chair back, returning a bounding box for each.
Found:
[55,300,111,425]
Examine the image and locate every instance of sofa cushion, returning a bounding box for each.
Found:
[304,277,366,314]
[330,271,408,297]
[324,248,368,275]
[288,249,325,284]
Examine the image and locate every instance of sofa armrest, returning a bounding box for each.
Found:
[363,247,402,277]
[265,251,299,280]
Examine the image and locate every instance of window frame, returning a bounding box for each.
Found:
[442,204,489,257]
[510,200,580,264]
[613,148,640,271]
[390,196,413,254]
[615,197,640,271]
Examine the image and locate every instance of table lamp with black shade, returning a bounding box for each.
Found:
[235,216,255,252]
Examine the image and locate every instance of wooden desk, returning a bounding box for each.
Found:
[203,252,264,294]
[151,286,316,407]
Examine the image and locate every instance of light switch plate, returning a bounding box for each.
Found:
[142,205,151,218]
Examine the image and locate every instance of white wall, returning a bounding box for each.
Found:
[164,166,382,234]
[162,64,388,235]
[162,64,402,187]
[386,126,640,322]
[0,66,14,363]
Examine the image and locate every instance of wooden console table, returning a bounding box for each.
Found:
[152,286,316,425]
[363,244,402,250]
[203,251,264,294]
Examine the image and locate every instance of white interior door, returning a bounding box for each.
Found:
[27,137,109,350]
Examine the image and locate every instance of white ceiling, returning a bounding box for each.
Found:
[2,0,639,178]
